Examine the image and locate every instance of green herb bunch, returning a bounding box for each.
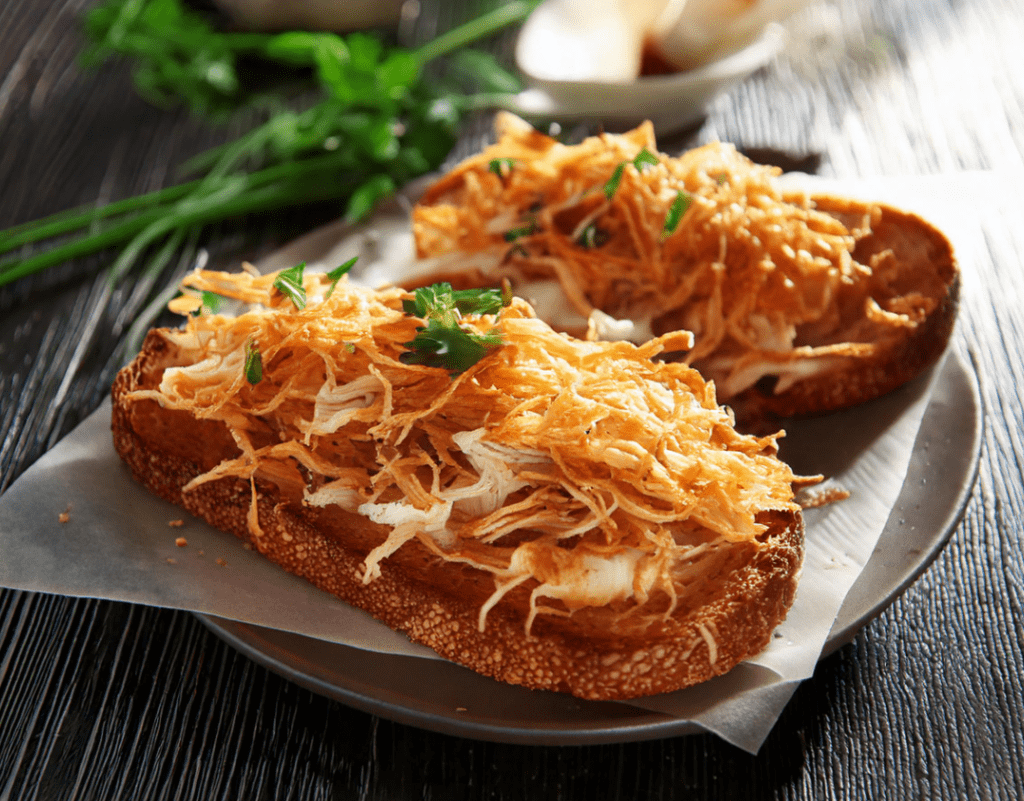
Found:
[400,282,510,374]
[0,0,535,291]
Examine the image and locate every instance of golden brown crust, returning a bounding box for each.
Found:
[111,332,803,700]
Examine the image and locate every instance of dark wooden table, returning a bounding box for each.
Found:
[2,0,1022,798]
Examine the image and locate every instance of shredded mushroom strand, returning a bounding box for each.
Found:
[137,269,808,633]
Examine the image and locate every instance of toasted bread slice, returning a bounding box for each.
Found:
[408,114,958,423]
[112,271,805,700]
[715,195,959,420]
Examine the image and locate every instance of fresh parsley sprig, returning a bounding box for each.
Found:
[400,283,508,374]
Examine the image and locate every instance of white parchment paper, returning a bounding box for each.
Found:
[0,172,990,752]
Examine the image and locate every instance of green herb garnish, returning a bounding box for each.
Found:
[201,290,223,314]
[603,163,627,199]
[489,158,515,179]
[325,256,358,299]
[244,339,263,385]
[663,191,691,236]
[402,283,507,319]
[0,0,539,318]
[188,290,223,316]
[603,149,661,199]
[633,148,659,169]
[401,323,503,374]
[401,283,508,374]
[273,262,307,309]
[503,223,537,242]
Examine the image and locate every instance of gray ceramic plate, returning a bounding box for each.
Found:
[196,348,982,745]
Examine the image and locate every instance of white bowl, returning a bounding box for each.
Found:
[508,22,787,134]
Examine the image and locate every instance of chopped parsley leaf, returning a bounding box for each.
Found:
[401,283,508,374]
[244,339,263,385]
[503,222,537,242]
[325,256,358,298]
[489,157,515,179]
[273,262,306,310]
[663,191,692,236]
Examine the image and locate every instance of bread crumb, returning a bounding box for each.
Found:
[215,558,228,567]
[175,537,188,547]
[797,485,851,509]
[168,519,184,528]
[166,558,177,564]
[58,506,71,524]
[455,707,468,713]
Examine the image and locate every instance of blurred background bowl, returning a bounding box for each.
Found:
[510,21,788,134]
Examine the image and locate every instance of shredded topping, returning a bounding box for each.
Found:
[410,112,942,399]
[138,268,805,633]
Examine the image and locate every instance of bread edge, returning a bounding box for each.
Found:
[698,197,959,422]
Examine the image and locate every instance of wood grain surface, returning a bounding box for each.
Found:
[2,0,1023,798]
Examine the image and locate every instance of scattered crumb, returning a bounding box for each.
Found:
[166,558,177,565]
[198,550,205,556]
[215,558,228,567]
[175,537,188,548]
[455,707,468,713]
[168,519,185,528]
[58,506,71,524]
[242,542,253,551]
[797,485,851,509]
